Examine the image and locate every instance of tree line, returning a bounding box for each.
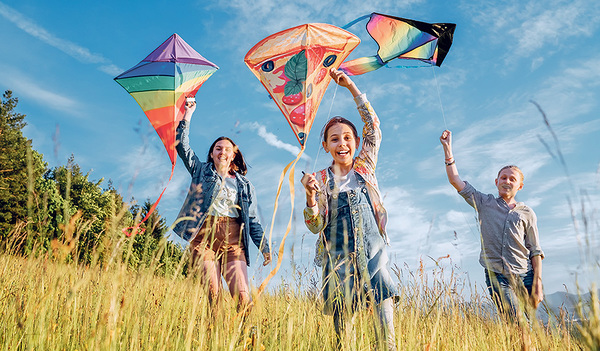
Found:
[0,90,186,273]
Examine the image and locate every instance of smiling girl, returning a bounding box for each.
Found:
[301,68,397,350]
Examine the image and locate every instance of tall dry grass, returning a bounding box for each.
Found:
[0,225,583,350]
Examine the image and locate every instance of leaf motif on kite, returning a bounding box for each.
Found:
[284,50,307,96]
[245,24,360,146]
[339,13,456,75]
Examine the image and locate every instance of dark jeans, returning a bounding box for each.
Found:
[484,269,534,320]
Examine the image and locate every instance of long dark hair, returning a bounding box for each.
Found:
[206,136,248,176]
[321,116,359,142]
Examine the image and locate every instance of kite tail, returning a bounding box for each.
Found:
[255,147,305,297]
[339,56,386,76]
[122,164,175,237]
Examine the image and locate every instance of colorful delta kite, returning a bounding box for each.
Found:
[245,24,360,146]
[115,33,218,235]
[339,13,456,75]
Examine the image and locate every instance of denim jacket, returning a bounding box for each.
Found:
[303,94,389,244]
[173,120,269,265]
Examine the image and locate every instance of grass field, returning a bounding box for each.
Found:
[0,236,590,351]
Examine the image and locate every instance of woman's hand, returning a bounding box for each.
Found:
[262,252,272,266]
[329,68,352,88]
[183,99,197,121]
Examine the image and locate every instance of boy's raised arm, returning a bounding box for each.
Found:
[440,130,466,192]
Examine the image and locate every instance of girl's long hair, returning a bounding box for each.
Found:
[206,136,248,175]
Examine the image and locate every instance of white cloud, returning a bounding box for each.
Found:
[0,2,123,74]
[116,144,176,200]
[245,122,312,161]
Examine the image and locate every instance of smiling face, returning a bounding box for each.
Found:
[495,167,524,201]
[210,139,236,172]
[322,122,360,168]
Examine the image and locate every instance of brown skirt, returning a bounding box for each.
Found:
[189,216,245,265]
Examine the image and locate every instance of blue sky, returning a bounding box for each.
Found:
[1,0,599,297]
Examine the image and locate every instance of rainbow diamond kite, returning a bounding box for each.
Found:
[115,33,218,165]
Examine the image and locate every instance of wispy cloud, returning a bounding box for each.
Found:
[0,65,78,113]
[245,122,311,161]
[463,0,600,66]
[209,0,424,54]
[0,2,122,75]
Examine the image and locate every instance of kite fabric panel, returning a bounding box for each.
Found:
[114,33,218,235]
[339,13,456,76]
[245,23,360,147]
[115,33,219,165]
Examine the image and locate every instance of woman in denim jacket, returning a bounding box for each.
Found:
[301,69,397,350]
[174,100,271,311]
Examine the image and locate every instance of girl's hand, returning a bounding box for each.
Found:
[329,68,360,97]
[440,130,452,148]
[262,252,272,266]
[329,68,353,88]
[301,172,319,206]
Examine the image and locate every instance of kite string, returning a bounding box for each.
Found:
[431,65,448,130]
[311,82,339,173]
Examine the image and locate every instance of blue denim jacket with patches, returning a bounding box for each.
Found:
[173,120,269,265]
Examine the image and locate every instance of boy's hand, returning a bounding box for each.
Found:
[440,129,452,147]
[530,277,544,308]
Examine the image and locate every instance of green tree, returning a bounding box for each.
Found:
[43,156,131,264]
[127,201,187,275]
[0,90,46,240]
[128,200,168,267]
[0,90,184,272]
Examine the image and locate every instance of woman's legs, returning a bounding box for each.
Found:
[222,259,251,311]
[196,259,222,307]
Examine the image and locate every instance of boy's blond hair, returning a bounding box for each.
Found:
[497,165,524,183]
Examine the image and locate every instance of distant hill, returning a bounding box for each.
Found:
[537,290,599,323]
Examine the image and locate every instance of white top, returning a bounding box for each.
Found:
[334,170,360,192]
[209,177,240,217]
